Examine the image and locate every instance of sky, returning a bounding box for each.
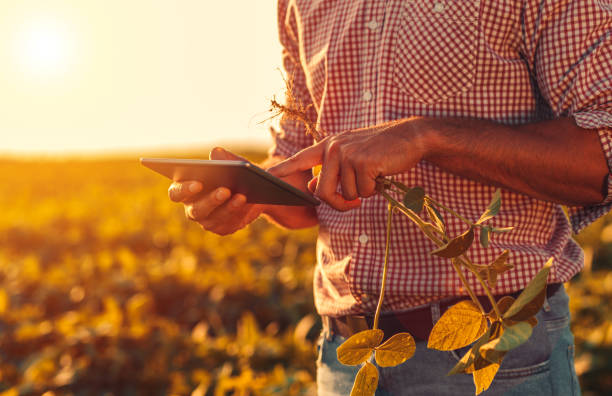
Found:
[0,0,285,155]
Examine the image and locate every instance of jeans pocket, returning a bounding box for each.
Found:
[315,331,326,367]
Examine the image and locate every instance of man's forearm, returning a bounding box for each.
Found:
[418,117,609,206]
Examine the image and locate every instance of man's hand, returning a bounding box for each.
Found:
[168,148,264,235]
[274,116,609,210]
[168,147,318,235]
[269,119,428,211]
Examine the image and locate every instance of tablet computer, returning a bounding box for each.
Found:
[140,158,320,206]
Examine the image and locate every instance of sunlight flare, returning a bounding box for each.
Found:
[13,16,77,77]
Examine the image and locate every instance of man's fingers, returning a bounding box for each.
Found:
[340,165,358,201]
[210,147,247,161]
[168,181,203,202]
[307,176,318,193]
[355,170,377,198]
[186,187,231,220]
[268,144,325,177]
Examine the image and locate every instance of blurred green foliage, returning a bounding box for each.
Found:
[0,152,610,395]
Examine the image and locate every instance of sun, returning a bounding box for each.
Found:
[13,17,77,78]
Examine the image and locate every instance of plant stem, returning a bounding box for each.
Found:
[459,254,503,318]
[379,182,503,319]
[379,189,488,315]
[425,196,474,228]
[450,259,486,314]
[373,203,394,330]
[380,191,429,233]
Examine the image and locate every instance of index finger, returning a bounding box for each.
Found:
[268,143,325,177]
[168,181,203,202]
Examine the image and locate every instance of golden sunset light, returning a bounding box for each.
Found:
[13,16,77,77]
[0,0,282,155]
[0,1,610,394]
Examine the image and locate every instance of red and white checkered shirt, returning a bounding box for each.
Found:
[271,0,612,316]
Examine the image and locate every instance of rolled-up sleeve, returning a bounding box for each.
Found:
[521,0,612,233]
[270,0,316,159]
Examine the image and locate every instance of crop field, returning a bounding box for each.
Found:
[0,152,610,395]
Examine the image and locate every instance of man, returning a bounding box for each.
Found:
[169,1,611,394]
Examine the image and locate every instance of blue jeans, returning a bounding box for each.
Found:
[317,287,580,395]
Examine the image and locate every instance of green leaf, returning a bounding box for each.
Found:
[337,329,383,365]
[506,287,547,322]
[402,187,425,213]
[479,226,490,248]
[502,258,552,320]
[430,228,474,259]
[350,362,379,396]
[426,203,445,233]
[375,332,415,367]
[476,189,501,224]
[480,322,532,353]
[491,226,514,233]
[428,300,487,351]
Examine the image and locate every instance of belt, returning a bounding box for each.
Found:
[323,283,562,341]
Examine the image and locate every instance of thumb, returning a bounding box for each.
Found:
[209,147,247,161]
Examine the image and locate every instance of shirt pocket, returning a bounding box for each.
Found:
[393,0,481,104]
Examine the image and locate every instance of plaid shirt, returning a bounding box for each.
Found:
[271,0,612,316]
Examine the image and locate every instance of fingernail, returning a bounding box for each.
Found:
[216,189,229,200]
[189,183,201,193]
[232,196,245,207]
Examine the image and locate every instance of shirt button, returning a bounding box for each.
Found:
[366,19,379,31]
[433,2,445,12]
[362,90,373,101]
[358,233,369,245]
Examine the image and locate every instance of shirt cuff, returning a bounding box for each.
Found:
[567,125,612,233]
[574,111,612,130]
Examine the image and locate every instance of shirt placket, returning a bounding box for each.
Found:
[353,2,388,309]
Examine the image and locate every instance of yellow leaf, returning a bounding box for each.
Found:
[0,388,19,396]
[471,321,504,372]
[490,250,512,273]
[0,288,9,314]
[350,362,379,396]
[448,347,477,376]
[473,363,500,395]
[478,251,512,288]
[337,329,383,365]
[428,300,487,351]
[448,321,503,376]
[374,332,415,367]
[431,228,474,258]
